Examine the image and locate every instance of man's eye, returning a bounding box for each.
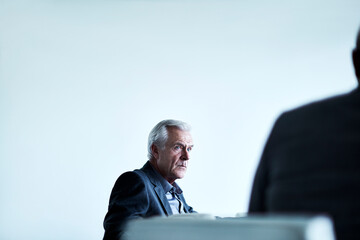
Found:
[174,146,181,150]
[187,148,192,152]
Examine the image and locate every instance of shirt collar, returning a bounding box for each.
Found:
[171,181,183,195]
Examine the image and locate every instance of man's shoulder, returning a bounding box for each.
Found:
[117,170,144,181]
[112,171,143,188]
[280,88,359,120]
[111,168,149,190]
[115,162,152,181]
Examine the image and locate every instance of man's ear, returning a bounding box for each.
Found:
[151,144,159,159]
[353,49,360,81]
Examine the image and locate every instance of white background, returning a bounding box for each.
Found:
[1,0,359,239]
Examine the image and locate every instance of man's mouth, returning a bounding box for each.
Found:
[177,162,187,168]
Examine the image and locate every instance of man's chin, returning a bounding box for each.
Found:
[174,169,187,179]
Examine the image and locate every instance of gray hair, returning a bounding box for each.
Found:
[147,119,191,160]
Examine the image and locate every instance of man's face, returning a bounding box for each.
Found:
[152,127,193,184]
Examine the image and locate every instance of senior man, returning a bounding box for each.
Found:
[103,119,196,240]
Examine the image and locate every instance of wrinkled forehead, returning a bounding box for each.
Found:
[166,127,193,144]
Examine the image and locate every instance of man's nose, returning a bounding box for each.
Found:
[181,148,190,160]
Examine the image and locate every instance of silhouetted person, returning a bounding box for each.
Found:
[249,28,360,240]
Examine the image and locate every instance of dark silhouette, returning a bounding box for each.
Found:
[249,28,360,240]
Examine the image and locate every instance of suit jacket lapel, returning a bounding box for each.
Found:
[154,185,172,216]
[141,161,172,216]
[178,194,189,213]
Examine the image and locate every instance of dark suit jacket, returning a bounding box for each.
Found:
[103,161,195,240]
[249,87,360,240]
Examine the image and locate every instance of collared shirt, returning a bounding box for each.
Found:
[166,184,185,215]
[148,163,184,214]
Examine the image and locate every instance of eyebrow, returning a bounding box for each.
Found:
[174,142,194,148]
